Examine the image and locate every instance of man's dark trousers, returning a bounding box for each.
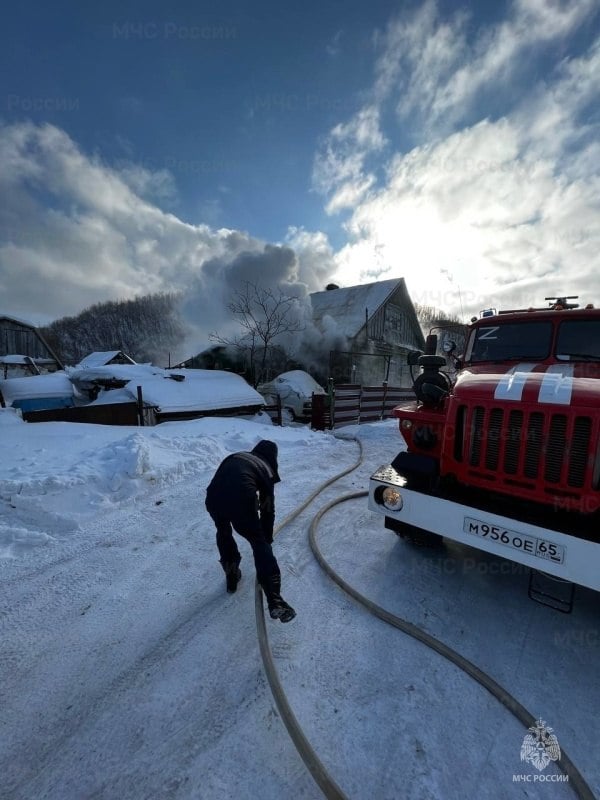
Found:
[206,504,280,589]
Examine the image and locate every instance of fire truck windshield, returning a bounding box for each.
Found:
[556,319,600,361]
[468,321,552,362]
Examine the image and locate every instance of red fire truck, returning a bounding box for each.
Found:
[369,297,600,599]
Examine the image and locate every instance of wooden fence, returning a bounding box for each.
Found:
[312,384,415,430]
[22,401,155,426]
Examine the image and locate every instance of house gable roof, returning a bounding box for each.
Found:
[310,278,424,348]
[0,314,38,330]
[76,351,137,368]
[310,278,400,339]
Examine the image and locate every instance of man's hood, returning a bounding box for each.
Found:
[252,440,281,483]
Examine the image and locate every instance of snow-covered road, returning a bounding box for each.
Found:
[1,412,598,799]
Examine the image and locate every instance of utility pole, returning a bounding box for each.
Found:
[440,269,464,319]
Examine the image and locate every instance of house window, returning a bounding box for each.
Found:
[384,306,406,344]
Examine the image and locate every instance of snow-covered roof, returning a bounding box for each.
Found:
[0,355,57,366]
[89,388,134,406]
[310,278,402,339]
[0,362,263,416]
[0,372,74,403]
[68,363,165,384]
[139,370,264,413]
[76,351,137,368]
[72,365,264,414]
[0,355,35,365]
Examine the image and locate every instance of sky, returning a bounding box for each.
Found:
[1,406,599,798]
[1,0,599,349]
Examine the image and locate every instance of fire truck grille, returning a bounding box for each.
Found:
[504,410,523,475]
[485,409,503,470]
[544,415,567,483]
[524,412,544,478]
[569,417,592,488]
[469,407,485,466]
[462,405,592,491]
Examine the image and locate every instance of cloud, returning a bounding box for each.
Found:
[332,112,600,315]
[313,106,386,213]
[0,122,336,359]
[2,0,598,363]
[372,0,598,132]
[115,162,178,204]
[315,1,600,316]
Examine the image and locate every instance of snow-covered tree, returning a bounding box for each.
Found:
[41,293,185,366]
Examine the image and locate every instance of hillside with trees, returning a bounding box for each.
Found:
[41,293,185,366]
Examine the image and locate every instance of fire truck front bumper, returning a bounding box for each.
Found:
[369,464,600,592]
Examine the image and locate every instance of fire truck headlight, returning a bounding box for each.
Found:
[379,486,403,511]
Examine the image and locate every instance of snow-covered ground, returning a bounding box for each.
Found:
[1,408,598,799]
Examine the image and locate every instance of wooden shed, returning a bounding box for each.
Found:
[0,315,63,371]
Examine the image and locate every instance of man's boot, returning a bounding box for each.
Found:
[222,560,242,593]
[262,573,296,623]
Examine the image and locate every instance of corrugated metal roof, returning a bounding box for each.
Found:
[310,278,403,339]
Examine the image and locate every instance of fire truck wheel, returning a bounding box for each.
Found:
[396,523,444,548]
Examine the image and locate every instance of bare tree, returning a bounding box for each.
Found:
[414,302,467,356]
[413,302,463,331]
[210,281,304,386]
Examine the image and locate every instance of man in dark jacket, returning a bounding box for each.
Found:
[205,440,296,623]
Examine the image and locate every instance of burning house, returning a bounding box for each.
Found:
[309,278,425,386]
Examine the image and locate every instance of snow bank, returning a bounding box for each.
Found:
[0,414,340,540]
[0,407,24,424]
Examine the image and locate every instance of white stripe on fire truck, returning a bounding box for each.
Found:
[493,363,536,401]
[538,364,574,405]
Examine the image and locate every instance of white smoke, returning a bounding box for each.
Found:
[0,122,340,368]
